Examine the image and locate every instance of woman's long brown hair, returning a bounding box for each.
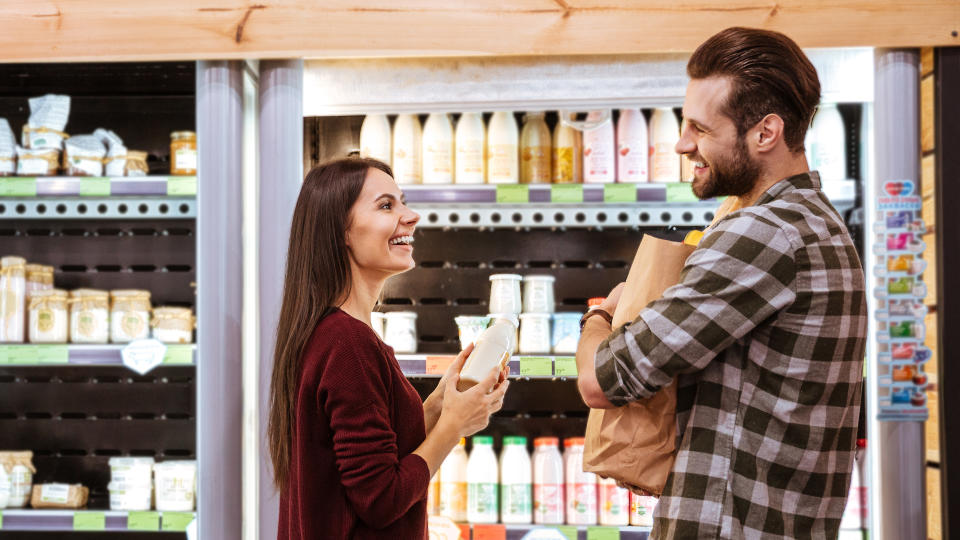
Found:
[268,157,393,492]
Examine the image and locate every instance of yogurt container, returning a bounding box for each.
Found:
[454,316,490,350]
[489,274,523,315]
[383,311,418,353]
[551,313,582,354]
[522,275,555,314]
[154,460,197,511]
[519,313,552,354]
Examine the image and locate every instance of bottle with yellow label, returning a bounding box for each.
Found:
[520,112,551,184]
[439,438,468,522]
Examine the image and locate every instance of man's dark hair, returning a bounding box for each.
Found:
[687,27,821,153]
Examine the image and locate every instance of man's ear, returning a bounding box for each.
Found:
[755,113,785,154]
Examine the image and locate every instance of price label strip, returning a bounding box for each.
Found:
[167,176,198,196]
[74,512,106,531]
[666,182,698,202]
[551,184,584,203]
[161,512,196,532]
[603,184,636,203]
[496,185,530,204]
[79,177,111,197]
[127,511,160,531]
[554,356,578,377]
[425,356,456,375]
[0,177,38,197]
[519,356,553,376]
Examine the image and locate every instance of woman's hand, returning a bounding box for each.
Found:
[423,344,474,432]
[439,357,510,438]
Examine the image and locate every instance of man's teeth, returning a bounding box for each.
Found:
[389,235,414,245]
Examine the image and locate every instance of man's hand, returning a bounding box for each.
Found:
[599,282,626,316]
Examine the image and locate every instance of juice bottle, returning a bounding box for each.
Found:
[439,438,468,522]
[598,476,629,526]
[422,112,454,184]
[649,108,680,183]
[500,436,532,524]
[629,491,657,527]
[427,470,441,516]
[533,437,564,524]
[359,114,392,166]
[455,112,486,184]
[552,113,582,183]
[616,108,648,183]
[487,111,519,184]
[520,112,551,184]
[467,436,499,524]
[564,437,597,525]
[392,114,422,184]
[582,110,615,183]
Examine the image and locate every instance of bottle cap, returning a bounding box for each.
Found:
[534,437,559,447]
[472,436,494,446]
[587,297,606,308]
[504,436,528,446]
[563,437,586,447]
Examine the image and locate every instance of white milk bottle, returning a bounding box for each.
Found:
[500,436,532,524]
[456,112,486,184]
[359,114,392,166]
[439,438,469,522]
[552,113,582,183]
[598,476,630,526]
[533,437,564,525]
[564,437,597,525]
[487,111,519,184]
[422,112,454,184]
[649,108,681,183]
[457,318,516,391]
[467,436,499,524]
[807,103,847,183]
[630,491,658,527]
[520,112,551,184]
[582,110,615,183]
[392,114,422,184]
[616,108,648,183]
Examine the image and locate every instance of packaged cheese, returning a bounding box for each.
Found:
[16,146,59,176]
[125,151,149,176]
[94,128,128,177]
[0,119,15,176]
[22,94,70,150]
[30,483,89,509]
[63,135,107,177]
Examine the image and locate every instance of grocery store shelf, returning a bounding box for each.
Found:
[0,344,196,366]
[0,176,197,219]
[398,354,577,378]
[0,509,196,532]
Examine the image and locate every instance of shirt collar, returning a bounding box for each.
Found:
[755,171,821,205]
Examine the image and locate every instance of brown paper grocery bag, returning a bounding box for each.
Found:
[583,234,694,496]
[583,197,744,496]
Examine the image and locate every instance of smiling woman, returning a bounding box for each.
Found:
[268,157,509,540]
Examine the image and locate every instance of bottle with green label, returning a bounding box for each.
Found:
[466,435,499,523]
[499,436,532,524]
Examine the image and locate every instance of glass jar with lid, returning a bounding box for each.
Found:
[151,306,195,344]
[70,289,110,344]
[28,289,69,343]
[170,131,197,176]
[110,289,152,343]
[0,256,26,343]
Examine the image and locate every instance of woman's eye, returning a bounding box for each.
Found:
[380,202,392,210]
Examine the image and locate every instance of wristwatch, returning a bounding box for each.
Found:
[580,309,613,330]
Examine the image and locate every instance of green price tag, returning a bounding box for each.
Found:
[496,184,529,203]
[666,182,698,202]
[587,526,621,540]
[74,511,106,531]
[1,177,38,197]
[161,511,195,532]
[554,356,578,377]
[603,183,636,203]
[551,184,584,203]
[1,510,4,529]
[36,345,69,364]
[79,177,111,196]
[127,511,160,531]
[553,526,578,540]
[163,345,194,364]
[519,356,553,376]
[5,346,38,365]
[167,176,197,196]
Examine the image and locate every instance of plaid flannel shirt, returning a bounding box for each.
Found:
[596,172,867,539]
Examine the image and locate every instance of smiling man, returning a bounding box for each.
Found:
[575,28,868,539]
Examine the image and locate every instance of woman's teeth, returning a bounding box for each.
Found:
[389,235,414,246]
[694,161,706,168]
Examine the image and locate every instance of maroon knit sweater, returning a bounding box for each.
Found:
[278,309,430,540]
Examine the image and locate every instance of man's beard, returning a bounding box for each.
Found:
[690,136,761,200]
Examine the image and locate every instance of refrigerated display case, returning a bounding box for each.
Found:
[265,49,877,539]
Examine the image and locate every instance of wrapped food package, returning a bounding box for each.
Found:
[125,151,149,176]
[94,128,128,177]
[16,146,59,176]
[63,135,107,177]
[30,483,89,509]
[22,94,70,150]
[0,119,15,176]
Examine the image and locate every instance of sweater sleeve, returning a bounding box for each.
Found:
[318,332,431,529]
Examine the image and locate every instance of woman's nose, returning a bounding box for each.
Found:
[403,208,420,226]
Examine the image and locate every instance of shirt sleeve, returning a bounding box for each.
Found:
[319,336,430,529]
[595,212,798,406]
